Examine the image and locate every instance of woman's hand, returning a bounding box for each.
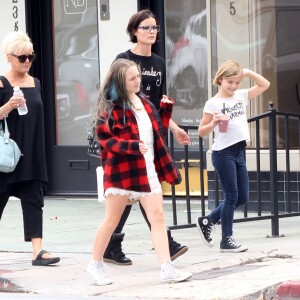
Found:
[173,127,190,145]
[169,119,190,145]
[161,95,173,104]
[0,95,26,118]
[9,95,26,110]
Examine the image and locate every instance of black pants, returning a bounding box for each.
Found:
[0,181,44,241]
[114,202,151,234]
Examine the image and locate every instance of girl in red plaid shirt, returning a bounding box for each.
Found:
[86,59,192,285]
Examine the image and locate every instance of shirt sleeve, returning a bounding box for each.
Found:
[238,89,249,105]
[96,119,140,156]
[203,98,215,115]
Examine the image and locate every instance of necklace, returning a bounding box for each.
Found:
[11,73,28,87]
[20,75,28,87]
[129,97,144,110]
[130,102,144,110]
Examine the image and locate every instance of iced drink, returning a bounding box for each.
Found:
[218,115,230,133]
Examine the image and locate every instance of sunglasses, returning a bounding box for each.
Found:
[11,53,36,63]
[137,25,160,33]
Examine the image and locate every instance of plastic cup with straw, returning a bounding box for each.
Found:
[218,103,230,132]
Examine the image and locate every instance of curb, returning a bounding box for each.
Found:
[0,277,25,293]
[276,280,300,299]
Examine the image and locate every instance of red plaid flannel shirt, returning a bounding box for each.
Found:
[97,95,181,192]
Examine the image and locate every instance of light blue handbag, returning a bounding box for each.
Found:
[0,117,22,173]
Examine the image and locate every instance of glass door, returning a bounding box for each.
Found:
[210,0,300,148]
[164,0,208,151]
[49,0,100,195]
[209,0,276,148]
[53,0,100,146]
[48,0,137,195]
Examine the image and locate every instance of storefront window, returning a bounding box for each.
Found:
[210,0,271,148]
[165,0,208,150]
[53,0,100,145]
[210,0,300,148]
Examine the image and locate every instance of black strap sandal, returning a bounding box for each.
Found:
[32,250,60,266]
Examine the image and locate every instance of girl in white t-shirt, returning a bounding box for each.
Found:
[195,60,270,252]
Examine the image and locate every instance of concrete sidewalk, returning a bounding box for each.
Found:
[1,197,300,299]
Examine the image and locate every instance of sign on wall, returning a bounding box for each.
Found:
[0,0,26,73]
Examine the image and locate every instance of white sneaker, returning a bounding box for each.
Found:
[86,260,113,286]
[160,261,192,283]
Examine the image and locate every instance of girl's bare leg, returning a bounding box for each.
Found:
[139,193,170,264]
[92,194,128,261]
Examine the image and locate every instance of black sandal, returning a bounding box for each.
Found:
[32,250,60,266]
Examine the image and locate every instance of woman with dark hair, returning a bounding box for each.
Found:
[87,58,192,285]
[103,9,190,266]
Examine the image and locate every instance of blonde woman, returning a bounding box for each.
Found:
[0,31,60,266]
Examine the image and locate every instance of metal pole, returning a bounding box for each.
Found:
[268,102,279,236]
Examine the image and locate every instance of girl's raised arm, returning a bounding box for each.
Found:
[243,68,270,100]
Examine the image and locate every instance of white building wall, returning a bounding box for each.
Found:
[98,0,137,84]
[0,1,26,73]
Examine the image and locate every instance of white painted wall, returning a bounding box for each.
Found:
[0,1,26,73]
[98,0,137,84]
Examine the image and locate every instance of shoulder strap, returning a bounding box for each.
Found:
[0,117,9,136]
[1,76,38,89]
[34,77,40,89]
[0,76,11,88]
[0,76,12,107]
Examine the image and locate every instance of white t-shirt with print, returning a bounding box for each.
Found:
[203,89,249,151]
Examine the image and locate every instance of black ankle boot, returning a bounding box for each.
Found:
[167,229,189,261]
[104,233,132,265]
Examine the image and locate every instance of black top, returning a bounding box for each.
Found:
[116,50,166,110]
[0,76,48,193]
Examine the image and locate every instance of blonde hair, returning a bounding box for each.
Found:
[2,31,34,58]
[213,60,243,86]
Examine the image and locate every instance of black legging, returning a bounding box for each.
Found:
[114,202,151,234]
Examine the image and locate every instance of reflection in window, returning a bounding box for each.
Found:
[53,0,100,146]
[165,0,208,151]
